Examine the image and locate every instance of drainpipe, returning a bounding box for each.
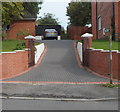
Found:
[112,1,115,40]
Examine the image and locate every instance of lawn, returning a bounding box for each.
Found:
[1,39,25,52]
[92,40,119,51]
[78,39,119,51]
[1,39,41,52]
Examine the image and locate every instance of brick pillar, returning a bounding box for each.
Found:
[82,33,93,66]
[25,36,35,67]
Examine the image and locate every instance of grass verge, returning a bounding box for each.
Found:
[102,83,119,88]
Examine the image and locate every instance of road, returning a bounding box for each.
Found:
[2,99,119,110]
[3,40,110,82]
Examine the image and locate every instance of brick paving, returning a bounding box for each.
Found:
[4,40,110,82]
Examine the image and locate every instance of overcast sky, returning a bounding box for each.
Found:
[37,0,71,30]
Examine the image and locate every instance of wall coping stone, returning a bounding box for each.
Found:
[88,48,120,53]
[1,49,30,54]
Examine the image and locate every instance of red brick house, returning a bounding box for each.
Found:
[6,16,36,40]
[92,1,120,40]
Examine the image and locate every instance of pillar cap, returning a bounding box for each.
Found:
[24,35,36,39]
[81,33,93,38]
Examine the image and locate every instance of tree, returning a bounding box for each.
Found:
[66,2,91,26]
[23,2,43,18]
[37,13,60,25]
[1,1,43,39]
[2,2,24,26]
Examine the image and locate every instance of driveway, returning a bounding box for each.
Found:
[3,40,110,82]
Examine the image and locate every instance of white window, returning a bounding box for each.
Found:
[98,16,102,30]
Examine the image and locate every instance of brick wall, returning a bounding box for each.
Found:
[92,2,120,40]
[92,2,97,39]
[6,20,36,40]
[0,50,28,79]
[88,49,119,80]
[67,26,91,40]
[114,1,120,40]
[97,2,113,39]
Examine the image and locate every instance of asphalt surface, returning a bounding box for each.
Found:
[1,83,118,99]
[2,99,119,110]
[3,40,111,82]
[1,40,119,100]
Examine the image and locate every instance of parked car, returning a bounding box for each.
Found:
[44,29,58,40]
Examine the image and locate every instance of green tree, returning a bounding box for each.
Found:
[2,2,24,26]
[1,1,43,39]
[37,13,60,25]
[66,2,91,26]
[23,2,43,17]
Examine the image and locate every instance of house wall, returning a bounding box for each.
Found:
[0,50,28,79]
[92,2,97,39]
[67,26,91,40]
[114,2,120,40]
[97,2,113,39]
[6,20,36,40]
[92,2,120,40]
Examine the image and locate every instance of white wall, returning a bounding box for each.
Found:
[35,43,45,64]
[35,36,43,40]
[77,42,82,62]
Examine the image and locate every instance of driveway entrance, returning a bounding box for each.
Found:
[4,40,109,82]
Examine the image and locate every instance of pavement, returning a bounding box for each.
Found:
[0,40,119,100]
[1,83,118,100]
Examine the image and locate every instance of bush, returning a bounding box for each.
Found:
[13,42,25,50]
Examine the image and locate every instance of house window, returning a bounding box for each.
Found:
[6,25,10,30]
[98,16,102,30]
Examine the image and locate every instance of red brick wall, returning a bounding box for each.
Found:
[114,1,120,40]
[92,2,97,39]
[0,50,28,79]
[6,20,36,40]
[67,26,91,40]
[92,2,120,40]
[88,49,119,80]
[97,2,113,39]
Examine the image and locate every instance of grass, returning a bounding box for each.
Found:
[35,42,41,46]
[92,40,119,51]
[1,39,41,52]
[2,39,25,52]
[102,83,119,88]
[78,39,119,51]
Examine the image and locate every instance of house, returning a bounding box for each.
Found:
[6,14,36,40]
[92,1,120,40]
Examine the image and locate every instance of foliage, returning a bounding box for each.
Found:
[13,42,25,50]
[2,1,43,39]
[16,30,34,39]
[66,2,91,26]
[102,83,119,88]
[37,13,60,25]
[2,2,24,26]
[23,2,43,17]
[2,39,25,52]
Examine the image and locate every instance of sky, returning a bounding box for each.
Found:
[37,0,71,30]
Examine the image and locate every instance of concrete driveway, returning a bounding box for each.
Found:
[4,40,110,82]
